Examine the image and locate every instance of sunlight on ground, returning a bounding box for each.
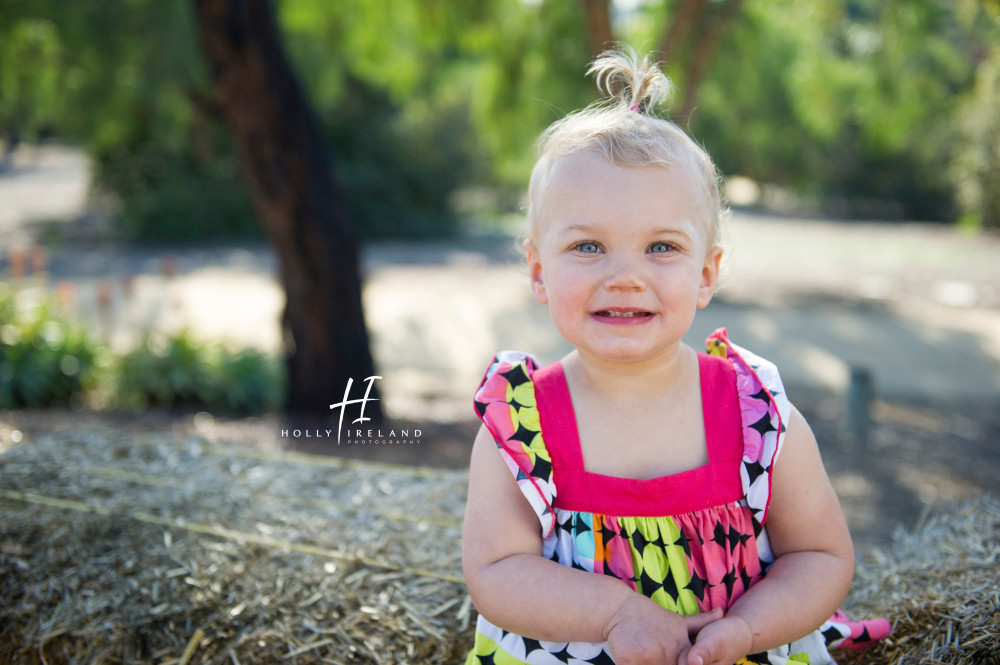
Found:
[166,269,284,353]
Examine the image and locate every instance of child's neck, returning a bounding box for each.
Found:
[560,343,707,479]
[562,344,696,405]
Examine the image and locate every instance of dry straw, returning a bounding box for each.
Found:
[2,425,997,664]
[0,426,474,664]
[840,494,1000,665]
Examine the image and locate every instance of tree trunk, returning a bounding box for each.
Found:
[192,0,381,421]
[677,0,743,123]
[582,0,615,57]
[657,0,708,64]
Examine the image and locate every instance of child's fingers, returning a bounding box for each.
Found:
[685,643,708,665]
[686,641,726,665]
[682,607,724,636]
[686,615,752,665]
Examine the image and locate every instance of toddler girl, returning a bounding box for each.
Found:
[462,47,889,665]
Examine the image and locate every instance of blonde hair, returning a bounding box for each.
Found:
[526,46,727,251]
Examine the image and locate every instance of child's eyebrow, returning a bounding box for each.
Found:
[555,222,695,240]
[649,226,694,240]
[554,222,598,234]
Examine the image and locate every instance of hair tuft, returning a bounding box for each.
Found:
[586,44,672,113]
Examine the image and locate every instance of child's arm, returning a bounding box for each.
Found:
[462,425,719,663]
[685,406,855,665]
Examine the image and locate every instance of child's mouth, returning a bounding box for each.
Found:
[592,309,653,322]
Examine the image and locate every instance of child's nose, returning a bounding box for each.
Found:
[602,252,646,291]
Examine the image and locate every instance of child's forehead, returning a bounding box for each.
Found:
[545,150,693,190]
[541,156,695,221]
[530,148,715,246]
[541,151,696,202]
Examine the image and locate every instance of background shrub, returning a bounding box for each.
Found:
[0,285,102,409]
[116,330,284,414]
[0,286,284,415]
[95,139,260,243]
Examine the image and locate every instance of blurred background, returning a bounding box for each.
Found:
[3,5,1000,659]
[1,0,998,485]
[0,5,1000,665]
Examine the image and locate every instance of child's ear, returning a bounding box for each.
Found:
[697,246,723,309]
[524,238,548,305]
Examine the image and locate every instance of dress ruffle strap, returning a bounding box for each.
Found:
[473,350,557,538]
[706,328,790,528]
[707,330,892,658]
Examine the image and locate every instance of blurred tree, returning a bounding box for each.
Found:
[953,49,1000,229]
[1,0,996,238]
[950,0,1000,229]
[272,0,490,238]
[0,18,61,156]
[0,0,483,242]
[463,1,595,185]
[0,0,259,240]
[661,0,998,221]
[474,0,747,185]
[573,0,746,124]
[652,0,745,122]
[583,0,615,55]
[192,0,380,418]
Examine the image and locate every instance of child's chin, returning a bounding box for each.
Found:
[585,343,663,363]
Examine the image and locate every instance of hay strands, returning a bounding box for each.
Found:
[0,488,464,584]
[1,424,477,664]
[841,494,1000,665]
[71,464,462,529]
[178,628,206,665]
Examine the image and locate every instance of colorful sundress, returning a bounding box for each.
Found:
[466,328,890,665]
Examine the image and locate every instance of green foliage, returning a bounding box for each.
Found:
[674,0,986,220]
[2,0,491,242]
[0,0,204,147]
[325,77,484,239]
[116,331,283,415]
[95,140,259,243]
[2,0,998,230]
[949,24,1000,230]
[0,18,62,144]
[689,4,814,186]
[0,285,283,414]
[461,0,595,186]
[279,1,497,235]
[0,285,101,409]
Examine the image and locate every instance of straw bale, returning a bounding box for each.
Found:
[0,426,474,664]
[5,425,998,664]
[840,494,1000,665]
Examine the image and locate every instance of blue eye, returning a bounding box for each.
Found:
[649,242,674,253]
[574,242,601,253]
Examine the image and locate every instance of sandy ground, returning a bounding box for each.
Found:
[2,144,999,551]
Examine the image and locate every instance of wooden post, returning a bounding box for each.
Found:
[847,366,873,448]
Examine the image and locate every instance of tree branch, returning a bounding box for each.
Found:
[657,0,708,63]
[678,0,744,124]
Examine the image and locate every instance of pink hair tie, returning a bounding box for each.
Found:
[630,101,641,111]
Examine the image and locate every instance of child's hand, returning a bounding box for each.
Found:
[684,614,755,665]
[604,595,722,665]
